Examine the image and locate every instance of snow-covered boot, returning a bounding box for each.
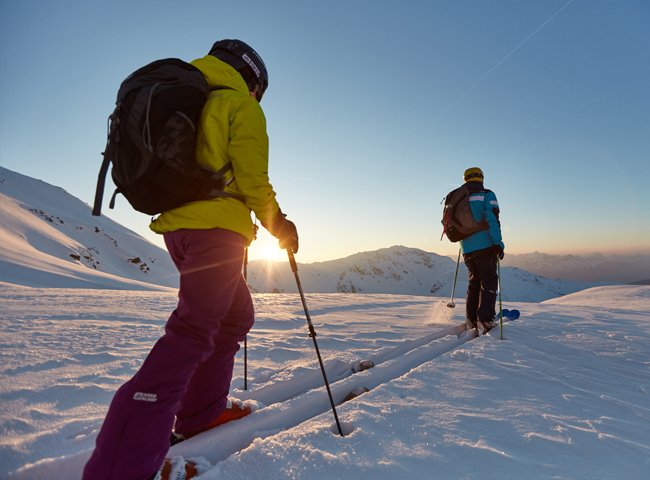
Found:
[152,456,210,480]
[483,320,497,332]
[172,398,253,444]
[199,398,252,431]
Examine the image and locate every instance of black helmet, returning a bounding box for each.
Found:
[209,39,268,101]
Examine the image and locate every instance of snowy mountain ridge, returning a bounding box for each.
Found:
[246,245,597,302]
[503,251,650,283]
[0,166,598,301]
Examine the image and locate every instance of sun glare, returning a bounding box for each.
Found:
[247,231,287,262]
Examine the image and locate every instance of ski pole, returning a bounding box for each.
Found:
[447,248,462,308]
[497,258,503,340]
[243,247,249,390]
[287,249,344,437]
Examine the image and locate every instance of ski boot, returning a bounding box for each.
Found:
[171,398,252,445]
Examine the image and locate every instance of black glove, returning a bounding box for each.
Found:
[493,245,504,260]
[264,211,299,254]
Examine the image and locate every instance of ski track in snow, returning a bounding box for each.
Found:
[2,286,650,480]
[2,288,455,478]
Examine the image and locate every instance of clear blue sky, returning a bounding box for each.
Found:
[1,0,649,262]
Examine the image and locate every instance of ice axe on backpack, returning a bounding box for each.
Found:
[447,248,462,308]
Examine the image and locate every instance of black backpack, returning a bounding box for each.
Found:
[441,184,489,242]
[92,58,241,217]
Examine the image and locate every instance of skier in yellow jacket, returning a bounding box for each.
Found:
[84,39,298,480]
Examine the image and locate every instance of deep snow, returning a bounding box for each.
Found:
[1,285,649,479]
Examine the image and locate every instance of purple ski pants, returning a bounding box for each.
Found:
[83,228,254,480]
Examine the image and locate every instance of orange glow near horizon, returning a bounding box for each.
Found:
[247,230,288,262]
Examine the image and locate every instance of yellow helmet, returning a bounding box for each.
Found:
[464,167,484,182]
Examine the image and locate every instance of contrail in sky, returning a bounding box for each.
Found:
[436,0,575,121]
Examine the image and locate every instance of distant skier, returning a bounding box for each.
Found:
[459,167,505,332]
[83,39,299,480]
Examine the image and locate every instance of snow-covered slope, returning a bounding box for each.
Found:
[0,167,177,290]
[542,284,650,310]
[2,285,649,480]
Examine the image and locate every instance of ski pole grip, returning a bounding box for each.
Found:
[287,249,298,273]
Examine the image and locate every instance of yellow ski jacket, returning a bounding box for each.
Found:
[149,55,280,243]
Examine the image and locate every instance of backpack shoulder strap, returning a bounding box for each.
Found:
[92,153,111,216]
[205,161,245,203]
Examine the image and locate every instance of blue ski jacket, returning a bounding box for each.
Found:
[460,183,505,255]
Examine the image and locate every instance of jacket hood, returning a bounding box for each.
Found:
[191,55,250,94]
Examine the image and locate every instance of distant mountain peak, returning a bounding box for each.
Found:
[2,166,641,295]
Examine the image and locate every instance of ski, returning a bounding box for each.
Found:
[17,323,472,478]
[167,327,469,466]
[166,310,524,472]
[471,309,521,338]
[501,308,521,320]
[169,359,377,446]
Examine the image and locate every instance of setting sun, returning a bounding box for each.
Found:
[247,229,287,262]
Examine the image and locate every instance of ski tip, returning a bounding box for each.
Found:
[352,359,375,373]
[343,386,370,403]
[501,308,520,320]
